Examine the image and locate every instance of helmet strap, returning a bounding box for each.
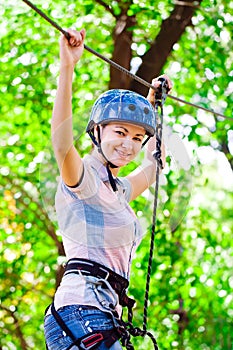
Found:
[106,163,118,192]
[87,130,98,147]
[88,126,119,192]
[142,135,151,148]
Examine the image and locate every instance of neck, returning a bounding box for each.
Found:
[91,148,120,176]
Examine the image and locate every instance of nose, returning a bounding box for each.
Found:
[121,138,133,150]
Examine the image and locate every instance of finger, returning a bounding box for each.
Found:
[157,74,173,91]
[80,28,86,41]
[151,79,162,89]
[65,28,85,47]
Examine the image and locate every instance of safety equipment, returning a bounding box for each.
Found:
[48,303,121,349]
[45,258,159,350]
[86,89,156,137]
[64,258,135,310]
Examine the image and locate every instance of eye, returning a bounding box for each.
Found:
[115,130,125,136]
[133,137,143,142]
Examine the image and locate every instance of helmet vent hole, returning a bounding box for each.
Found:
[144,107,149,114]
[128,104,136,111]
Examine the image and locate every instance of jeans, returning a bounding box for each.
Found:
[44,305,123,350]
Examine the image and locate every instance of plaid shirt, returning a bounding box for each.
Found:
[54,154,143,315]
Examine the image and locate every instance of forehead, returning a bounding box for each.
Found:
[106,122,146,134]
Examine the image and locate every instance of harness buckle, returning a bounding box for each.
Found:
[80,332,104,349]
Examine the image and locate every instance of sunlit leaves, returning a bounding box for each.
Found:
[0,0,232,349]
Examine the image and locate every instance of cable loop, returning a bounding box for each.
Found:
[120,321,159,350]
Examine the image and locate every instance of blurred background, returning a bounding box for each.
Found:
[0,0,232,349]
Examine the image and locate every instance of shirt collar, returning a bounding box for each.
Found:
[85,154,111,182]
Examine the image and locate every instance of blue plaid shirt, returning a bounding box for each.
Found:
[54,154,143,315]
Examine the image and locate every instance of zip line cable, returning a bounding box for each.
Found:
[22,0,232,121]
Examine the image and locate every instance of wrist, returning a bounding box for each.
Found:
[60,62,75,71]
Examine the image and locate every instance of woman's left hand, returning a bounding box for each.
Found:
[147,74,172,105]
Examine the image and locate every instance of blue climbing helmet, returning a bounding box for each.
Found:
[86,89,156,137]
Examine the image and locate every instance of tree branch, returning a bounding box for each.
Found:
[1,306,28,350]
[220,141,233,171]
[109,1,136,89]
[130,0,203,95]
[95,0,116,17]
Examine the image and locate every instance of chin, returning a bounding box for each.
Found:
[111,159,130,167]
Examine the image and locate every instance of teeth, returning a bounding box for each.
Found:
[117,150,129,157]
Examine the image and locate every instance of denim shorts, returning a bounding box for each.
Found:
[44,304,123,350]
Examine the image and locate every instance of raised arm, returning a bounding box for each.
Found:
[51,28,86,187]
[126,75,172,201]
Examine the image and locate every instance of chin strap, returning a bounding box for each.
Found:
[88,127,119,192]
[106,163,118,192]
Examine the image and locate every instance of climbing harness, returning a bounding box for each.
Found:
[21,0,231,120]
[46,258,161,350]
[64,258,135,313]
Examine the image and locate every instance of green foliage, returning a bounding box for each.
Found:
[0,0,232,349]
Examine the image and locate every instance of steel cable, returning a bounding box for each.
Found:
[21,0,232,120]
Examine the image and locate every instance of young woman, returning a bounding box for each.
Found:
[44,28,172,350]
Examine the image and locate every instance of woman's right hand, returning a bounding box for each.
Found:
[59,28,86,68]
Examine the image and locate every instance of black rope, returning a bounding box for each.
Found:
[143,118,162,332]
[116,80,167,350]
[143,79,168,336]
[21,0,231,120]
[120,323,159,350]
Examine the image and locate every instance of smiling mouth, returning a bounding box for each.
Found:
[115,149,131,158]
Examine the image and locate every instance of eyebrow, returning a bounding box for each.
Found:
[114,125,145,138]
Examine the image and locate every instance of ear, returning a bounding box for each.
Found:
[93,124,103,145]
[93,124,104,139]
[93,125,98,138]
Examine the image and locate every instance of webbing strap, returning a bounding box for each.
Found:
[50,303,118,350]
[50,303,77,342]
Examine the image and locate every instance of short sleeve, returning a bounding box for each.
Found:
[65,159,98,199]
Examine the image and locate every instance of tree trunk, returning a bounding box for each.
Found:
[130,0,203,96]
[109,12,136,89]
